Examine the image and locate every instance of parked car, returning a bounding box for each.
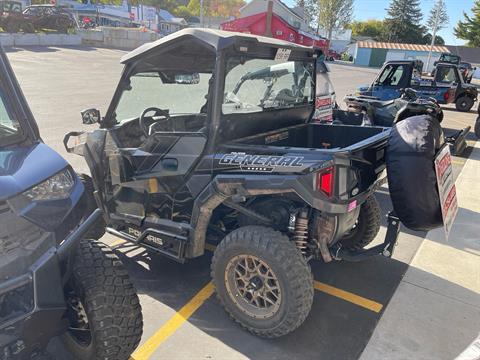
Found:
[325,49,341,61]
[458,62,476,83]
[22,4,76,33]
[65,29,445,338]
[357,60,478,112]
[0,47,142,359]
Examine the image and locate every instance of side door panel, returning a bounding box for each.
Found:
[106,132,207,223]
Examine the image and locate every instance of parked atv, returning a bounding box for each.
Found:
[342,88,471,155]
[358,60,478,112]
[22,4,76,33]
[65,29,446,338]
[344,88,444,126]
[0,48,142,359]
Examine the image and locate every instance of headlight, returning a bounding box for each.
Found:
[23,169,75,201]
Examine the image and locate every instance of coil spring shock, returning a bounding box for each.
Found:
[293,210,309,255]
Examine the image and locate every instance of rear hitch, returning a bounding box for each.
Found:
[445,126,470,156]
[331,211,401,262]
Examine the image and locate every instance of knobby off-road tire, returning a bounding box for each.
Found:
[79,174,106,240]
[340,195,381,250]
[211,226,314,338]
[61,239,143,360]
[455,95,474,112]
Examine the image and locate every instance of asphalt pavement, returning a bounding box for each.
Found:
[5,47,478,360]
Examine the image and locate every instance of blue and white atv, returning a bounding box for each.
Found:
[0,47,142,359]
[357,60,477,112]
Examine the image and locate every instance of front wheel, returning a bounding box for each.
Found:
[61,239,143,360]
[456,95,474,112]
[211,226,313,338]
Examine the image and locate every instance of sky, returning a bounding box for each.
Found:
[282,0,476,45]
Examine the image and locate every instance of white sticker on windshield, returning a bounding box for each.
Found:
[275,48,291,62]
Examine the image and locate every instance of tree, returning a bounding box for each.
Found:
[187,0,201,16]
[295,0,317,26]
[384,0,426,44]
[423,33,445,45]
[316,0,354,45]
[426,0,449,32]
[174,5,194,18]
[454,0,480,47]
[200,0,245,18]
[349,19,387,41]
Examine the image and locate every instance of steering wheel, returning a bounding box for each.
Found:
[139,107,170,136]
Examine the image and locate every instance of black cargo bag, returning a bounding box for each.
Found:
[386,115,444,231]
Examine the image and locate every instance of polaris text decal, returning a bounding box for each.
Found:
[219,152,304,172]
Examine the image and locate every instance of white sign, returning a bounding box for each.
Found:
[434,145,458,239]
[274,48,291,62]
[312,95,333,122]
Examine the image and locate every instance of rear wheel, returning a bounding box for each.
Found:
[456,95,474,112]
[212,226,313,338]
[340,195,381,250]
[61,239,143,360]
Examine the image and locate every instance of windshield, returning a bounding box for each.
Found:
[223,58,314,114]
[0,90,23,147]
[114,72,211,123]
[440,54,460,64]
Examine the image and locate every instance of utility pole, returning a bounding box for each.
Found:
[200,0,204,28]
[426,2,441,73]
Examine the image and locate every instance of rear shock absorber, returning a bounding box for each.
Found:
[293,210,309,255]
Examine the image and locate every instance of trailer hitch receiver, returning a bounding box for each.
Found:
[331,211,401,262]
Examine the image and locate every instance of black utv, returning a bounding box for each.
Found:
[0,48,142,359]
[66,29,445,338]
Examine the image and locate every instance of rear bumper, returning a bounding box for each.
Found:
[0,209,102,358]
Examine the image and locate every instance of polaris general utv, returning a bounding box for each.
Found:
[66,29,442,338]
[0,49,142,358]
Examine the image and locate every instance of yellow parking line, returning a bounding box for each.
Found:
[128,243,383,359]
[131,282,215,360]
[204,243,217,252]
[204,243,382,313]
[314,280,383,313]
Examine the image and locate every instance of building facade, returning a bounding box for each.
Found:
[353,41,450,72]
[221,0,327,52]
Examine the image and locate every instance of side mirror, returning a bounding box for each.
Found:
[81,108,101,125]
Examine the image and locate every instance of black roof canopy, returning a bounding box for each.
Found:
[121,28,317,65]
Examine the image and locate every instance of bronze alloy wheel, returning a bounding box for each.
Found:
[225,254,282,319]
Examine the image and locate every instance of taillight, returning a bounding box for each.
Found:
[316,167,334,197]
[444,90,450,101]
